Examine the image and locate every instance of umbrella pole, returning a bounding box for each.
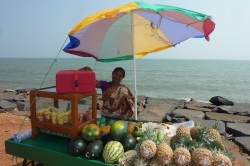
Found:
[133,50,138,120]
[131,11,138,120]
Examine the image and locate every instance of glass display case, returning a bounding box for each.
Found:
[29,87,97,138]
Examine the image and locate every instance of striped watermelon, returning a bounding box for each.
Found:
[103,141,124,164]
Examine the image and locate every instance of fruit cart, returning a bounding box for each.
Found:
[4,86,111,166]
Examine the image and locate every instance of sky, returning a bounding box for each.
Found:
[0,0,250,60]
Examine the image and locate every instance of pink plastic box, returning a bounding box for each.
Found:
[56,70,96,94]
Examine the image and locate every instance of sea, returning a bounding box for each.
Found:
[1,58,250,104]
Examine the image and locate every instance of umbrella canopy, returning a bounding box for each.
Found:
[63,1,215,119]
[64,1,215,62]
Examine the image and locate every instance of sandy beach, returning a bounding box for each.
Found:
[1,88,250,165]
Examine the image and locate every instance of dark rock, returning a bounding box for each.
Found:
[15,88,28,94]
[227,123,250,136]
[16,102,25,111]
[205,112,250,123]
[209,96,234,106]
[0,108,6,113]
[234,137,250,154]
[190,117,226,134]
[161,113,172,123]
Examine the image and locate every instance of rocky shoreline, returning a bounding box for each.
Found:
[1,88,250,165]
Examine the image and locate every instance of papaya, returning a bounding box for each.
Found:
[99,126,111,135]
[110,120,128,141]
[82,123,100,141]
[127,122,136,134]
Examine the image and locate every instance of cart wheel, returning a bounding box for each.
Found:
[22,159,35,166]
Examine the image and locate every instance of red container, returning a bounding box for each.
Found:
[56,70,96,94]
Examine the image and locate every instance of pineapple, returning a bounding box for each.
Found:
[192,148,213,166]
[173,147,191,166]
[149,157,162,166]
[190,124,203,139]
[156,143,173,165]
[176,125,191,138]
[140,140,157,159]
[139,127,169,145]
[209,128,224,146]
[171,135,197,152]
[134,157,149,166]
[212,153,232,166]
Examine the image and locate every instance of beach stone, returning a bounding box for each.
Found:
[233,103,250,116]
[138,98,185,122]
[205,112,250,123]
[0,92,27,101]
[0,92,15,100]
[227,123,250,136]
[3,89,15,92]
[174,108,205,119]
[209,96,234,106]
[234,137,250,154]
[185,100,216,109]
[0,100,16,111]
[190,117,226,134]
[184,105,212,112]
[235,137,250,154]
[213,105,237,114]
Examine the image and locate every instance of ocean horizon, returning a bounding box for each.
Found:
[1,58,250,104]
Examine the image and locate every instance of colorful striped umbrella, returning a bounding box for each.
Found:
[63,1,215,119]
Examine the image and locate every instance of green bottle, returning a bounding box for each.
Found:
[66,103,71,112]
[99,117,106,126]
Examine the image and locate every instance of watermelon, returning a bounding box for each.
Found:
[110,120,128,141]
[103,141,124,164]
[84,140,103,159]
[121,134,137,151]
[68,137,86,156]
